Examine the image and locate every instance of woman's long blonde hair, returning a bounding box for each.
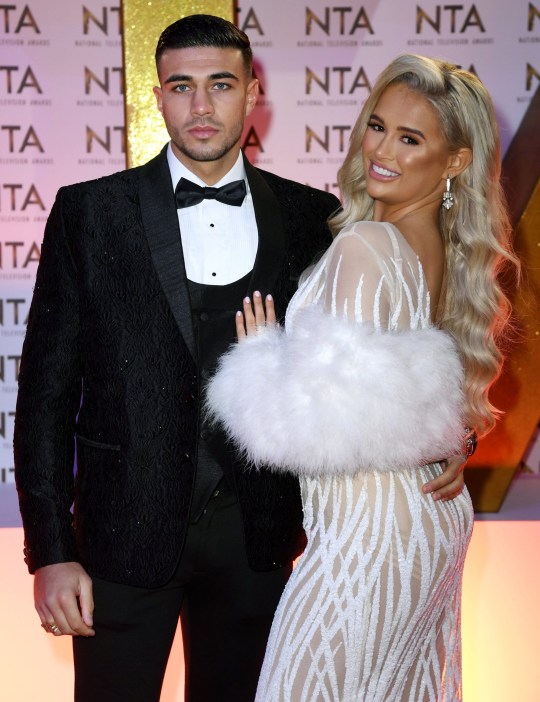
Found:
[330,54,519,436]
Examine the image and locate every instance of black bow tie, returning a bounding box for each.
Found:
[175,177,246,208]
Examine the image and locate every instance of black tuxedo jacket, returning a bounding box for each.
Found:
[14,147,340,587]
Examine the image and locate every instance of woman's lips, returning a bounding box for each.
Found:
[369,161,400,179]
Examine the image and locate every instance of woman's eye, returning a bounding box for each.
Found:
[367,122,383,132]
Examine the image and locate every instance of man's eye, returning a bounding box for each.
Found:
[173,84,190,92]
[213,82,230,90]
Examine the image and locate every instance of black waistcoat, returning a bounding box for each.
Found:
[188,272,251,520]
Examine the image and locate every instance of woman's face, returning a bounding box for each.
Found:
[361,83,454,221]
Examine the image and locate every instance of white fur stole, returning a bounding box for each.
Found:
[205,306,464,475]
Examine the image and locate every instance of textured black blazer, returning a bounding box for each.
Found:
[14,147,340,587]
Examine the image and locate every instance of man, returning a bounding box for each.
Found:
[14,14,465,702]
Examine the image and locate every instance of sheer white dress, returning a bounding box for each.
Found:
[207,221,474,702]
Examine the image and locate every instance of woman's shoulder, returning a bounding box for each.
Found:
[330,221,403,260]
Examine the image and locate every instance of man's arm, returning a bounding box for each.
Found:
[14,188,82,571]
[423,455,466,501]
[14,189,94,636]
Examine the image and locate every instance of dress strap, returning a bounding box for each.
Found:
[382,223,403,269]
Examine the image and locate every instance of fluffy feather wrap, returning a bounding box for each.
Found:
[205,306,465,476]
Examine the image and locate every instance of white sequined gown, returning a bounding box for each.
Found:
[208,221,474,701]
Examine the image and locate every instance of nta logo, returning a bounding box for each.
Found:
[0,241,41,268]
[306,125,352,153]
[0,4,40,33]
[0,184,45,211]
[0,66,42,93]
[1,125,44,152]
[84,66,124,95]
[526,62,540,90]
[238,7,264,35]
[83,5,122,35]
[306,6,374,35]
[0,298,29,325]
[86,126,125,153]
[529,2,540,31]
[306,66,371,95]
[416,4,485,34]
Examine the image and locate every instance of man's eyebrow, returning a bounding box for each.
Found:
[369,112,425,139]
[164,71,240,84]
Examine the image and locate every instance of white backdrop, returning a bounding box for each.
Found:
[0,4,539,701]
[1,0,539,508]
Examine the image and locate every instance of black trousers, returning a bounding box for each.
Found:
[73,489,292,702]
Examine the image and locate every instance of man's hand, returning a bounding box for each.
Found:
[423,455,466,501]
[34,562,95,637]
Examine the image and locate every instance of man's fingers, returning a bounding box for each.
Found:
[44,596,95,637]
[423,455,466,501]
[38,604,57,632]
[79,576,95,628]
[38,601,76,637]
[432,478,463,501]
[429,471,465,501]
[64,608,95,636]
[34,562,95,637]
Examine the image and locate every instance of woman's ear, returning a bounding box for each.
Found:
[446,147,473,179]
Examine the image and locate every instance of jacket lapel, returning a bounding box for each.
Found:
[244,155,287,299]
[139,146,196,360]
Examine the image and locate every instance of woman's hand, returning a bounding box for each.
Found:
[236,291,276,341]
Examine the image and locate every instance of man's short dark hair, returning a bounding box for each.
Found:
[155,14,253,77]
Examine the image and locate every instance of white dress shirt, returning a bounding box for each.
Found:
[167,144,259,285]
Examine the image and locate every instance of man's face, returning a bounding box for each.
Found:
[154,46,258,183]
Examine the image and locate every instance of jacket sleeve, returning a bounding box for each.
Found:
[205,229,465,476]
[14,188,82,572]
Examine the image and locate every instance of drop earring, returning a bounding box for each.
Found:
[442,176,454,210]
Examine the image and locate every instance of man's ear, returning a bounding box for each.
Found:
[446,147,473,179]
[245,79,259,117]
[153,86,163,114]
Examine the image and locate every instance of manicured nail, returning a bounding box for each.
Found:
[244,297,250,303]
[267,294,273,301]
[254,290,261,298]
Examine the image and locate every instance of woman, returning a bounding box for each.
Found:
[207,55,518,700]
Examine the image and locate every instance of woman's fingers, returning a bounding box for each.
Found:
[253,291,266,328]
[265,295,276,325]
[236,310,246,340]
[237,293,275,341]
[243,296,257,335]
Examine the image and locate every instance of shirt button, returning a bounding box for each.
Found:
[200,312,209,322]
